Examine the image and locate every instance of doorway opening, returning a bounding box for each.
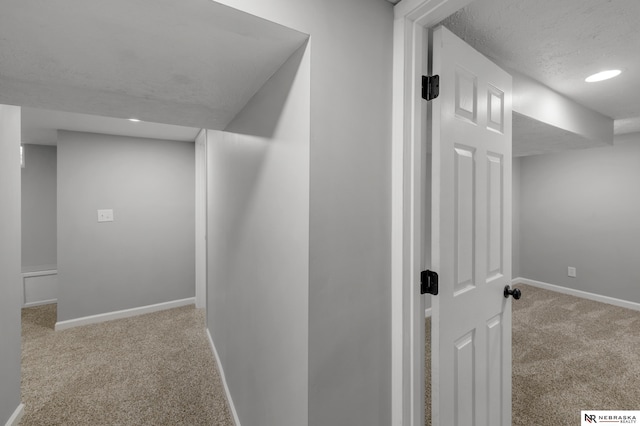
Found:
[396,2,636,424]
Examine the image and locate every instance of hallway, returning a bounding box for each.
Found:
[21,305,233,425]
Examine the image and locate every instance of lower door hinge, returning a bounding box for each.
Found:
[421,270,439,295]
[422,75,440,101]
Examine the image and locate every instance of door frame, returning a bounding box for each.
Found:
[390,1,474,425]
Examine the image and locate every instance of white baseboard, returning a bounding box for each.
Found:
[22,269,57,278]
[24,299,57,308]
[55,297,195,331]
[206,329,241,426]
[513,277,640,313]
[4,403,24,426]
[424,308,432,318]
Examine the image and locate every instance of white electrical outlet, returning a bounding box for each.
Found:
[97,209,114,222]
[568,267,576,278]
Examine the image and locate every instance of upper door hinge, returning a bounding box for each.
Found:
[421,270,439,295]
[422,75,440,101]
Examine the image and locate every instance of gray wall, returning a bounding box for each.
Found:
[22,144,57,269]
[306,3,392,423]
[212,1,393,424]
[57,131,195,322]
[512,157,521,279]
[207,44,310,426]
[0,105,22,424]
[519,136,640,303]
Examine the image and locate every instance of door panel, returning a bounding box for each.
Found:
[430,25,512,426]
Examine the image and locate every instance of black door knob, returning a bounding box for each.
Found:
[504,285,521,300]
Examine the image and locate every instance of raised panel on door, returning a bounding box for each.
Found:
[453,145,476,296]
[486,153,503,282]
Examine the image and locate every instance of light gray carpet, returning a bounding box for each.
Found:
[426,284,640,425]
[21,304,234,426]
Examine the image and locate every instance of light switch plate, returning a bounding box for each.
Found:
[568,266,576,278]
[97,209,114,222]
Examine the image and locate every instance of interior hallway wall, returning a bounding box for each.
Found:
[211,2,394,424]
[22,144,57,269]
[57,131,195,322]
[0,105,22,424]
[519,135,640,303]
[207,43,310,426]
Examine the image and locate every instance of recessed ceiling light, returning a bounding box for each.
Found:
[128,118,141,122]
[585,70,621,83]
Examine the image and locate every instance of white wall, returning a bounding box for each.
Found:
[57,131,195,322]
[22,144,57,270]
[0,105,22,424]
[519,135,640,303]
[195,130,207,309]
[210,1,394,424]
[207,43,310,426]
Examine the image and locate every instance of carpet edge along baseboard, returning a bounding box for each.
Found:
[54,298,196,331]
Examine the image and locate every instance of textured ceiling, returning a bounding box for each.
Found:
[441,0,640,155]
[0,0,307,130]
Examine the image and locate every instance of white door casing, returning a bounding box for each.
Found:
[430,26,512,426]
[391,1,474,425]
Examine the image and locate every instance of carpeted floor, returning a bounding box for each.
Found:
[426,284,640,425]
[22,285,640,425]
[21,304,234,426]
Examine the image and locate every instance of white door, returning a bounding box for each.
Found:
[430,26,513,426]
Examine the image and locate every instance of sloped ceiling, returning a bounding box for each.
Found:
[0,0,308,131]
[513,112,592,157]
[21,107,201,145]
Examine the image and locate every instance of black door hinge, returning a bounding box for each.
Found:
[422,75,439,101]
[421,270,439,295]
